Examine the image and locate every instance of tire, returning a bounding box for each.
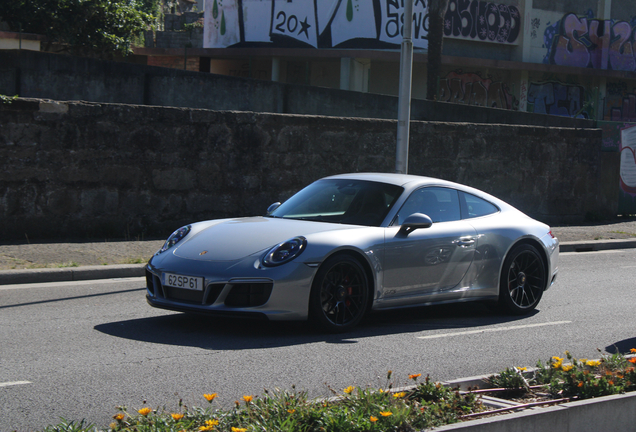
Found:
[309,254,370,333]
[499,244,546,314]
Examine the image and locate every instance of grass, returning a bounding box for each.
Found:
[609,230,636,237]
[35,350,636,432]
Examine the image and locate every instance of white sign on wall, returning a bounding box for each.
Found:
[203,0,431,49]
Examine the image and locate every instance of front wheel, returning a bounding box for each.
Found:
[499,244,545,314]
[309,255,370,333]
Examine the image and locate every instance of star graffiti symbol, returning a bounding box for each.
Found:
[299,16,311,39]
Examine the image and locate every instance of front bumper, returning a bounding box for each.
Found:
[145,253,317,321]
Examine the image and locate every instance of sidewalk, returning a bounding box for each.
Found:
[1,220,636,285]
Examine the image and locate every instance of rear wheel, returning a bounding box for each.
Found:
[499,244,545,314]
[309,255,370,333]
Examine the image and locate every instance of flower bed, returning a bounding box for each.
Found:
[40,350,636,432]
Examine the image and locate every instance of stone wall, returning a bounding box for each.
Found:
[0,50,595,129]
[0,98,609,241]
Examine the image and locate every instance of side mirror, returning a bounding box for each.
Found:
[398,213,433,235]
[267,202,281,214]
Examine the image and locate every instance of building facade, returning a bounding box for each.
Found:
[139,0,636,123]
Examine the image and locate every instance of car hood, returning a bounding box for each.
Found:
[172,217,362,261]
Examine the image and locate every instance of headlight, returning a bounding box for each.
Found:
[158,225,191,254]
[262,236,307,267]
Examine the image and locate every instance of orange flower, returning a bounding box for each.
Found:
[370,416,378,422]
[578,382,584,388]
[380,411,393,417]
[113,413,125,421]
[409,373,422,380]
[138,407,152,416]
[171,413,184,421]
[629,358,636,364]
[242,395,253,403]
[630,348,636,353]
[287,409,296,414]
[204,393,218,402]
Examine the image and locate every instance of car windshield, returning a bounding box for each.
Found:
[267,179,403,226]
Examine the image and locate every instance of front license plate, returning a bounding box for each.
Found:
[162,273,204,291]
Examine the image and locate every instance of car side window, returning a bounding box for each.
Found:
[460,192,499,218]
[396,187,461,224]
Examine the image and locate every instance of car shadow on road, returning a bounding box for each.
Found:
[605,337,636,355]
[94,301,540,350]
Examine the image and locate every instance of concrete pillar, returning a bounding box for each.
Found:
[521,0,534,63]
[271,57,280,82]
[599,0,612,19]
[597,78,607,121]
[340,58,351,90]
[518,70,529,113]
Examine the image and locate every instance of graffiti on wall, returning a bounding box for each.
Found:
[438,71,516,109]
[526,81,593,119]
[443,0,520,44]
[543,10,636,71]
[205,0,522,49]
[604,82,636,122]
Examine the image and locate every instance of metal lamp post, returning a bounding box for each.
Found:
[395,0,414,174]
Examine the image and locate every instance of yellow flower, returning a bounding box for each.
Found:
[231,428,247,432]
[242,395,253,403]
[579,359,588,364]
[586,360,601,367]
[551,356,564,368]
[171,413,184,421]
[392,392,407,398]
[409,373,422,380]
[113,413,125,421]
[516,367,527,371]
[343,386,355,394]
[199,419,219,431]
[370,416,378,422]
[561,364,574,372]
[138,407,152,416]
[204,393,218,402]
[287,409,296,414]
[380,411,393,417]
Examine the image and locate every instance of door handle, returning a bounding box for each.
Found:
[455,238,475,247]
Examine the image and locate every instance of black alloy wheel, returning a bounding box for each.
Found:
[499,244,546,314]
[309,255,370,332]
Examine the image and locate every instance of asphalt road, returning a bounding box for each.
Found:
[2,248,636,431]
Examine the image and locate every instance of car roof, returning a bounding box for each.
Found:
[321,172,514,211]
[324,172,464,189]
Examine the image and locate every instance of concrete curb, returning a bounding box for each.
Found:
[0,264,145,285]
[432,392,636,432]
[559,239,636,253]
[433,373,636,431]
[1,239,636,285]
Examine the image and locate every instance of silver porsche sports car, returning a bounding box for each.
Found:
[146,173,559,332]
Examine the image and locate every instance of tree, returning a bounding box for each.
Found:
[0,0,157,58]
[426,0,450,100]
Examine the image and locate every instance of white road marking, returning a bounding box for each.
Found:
[416,321,572,340]
[0,381,32,388]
